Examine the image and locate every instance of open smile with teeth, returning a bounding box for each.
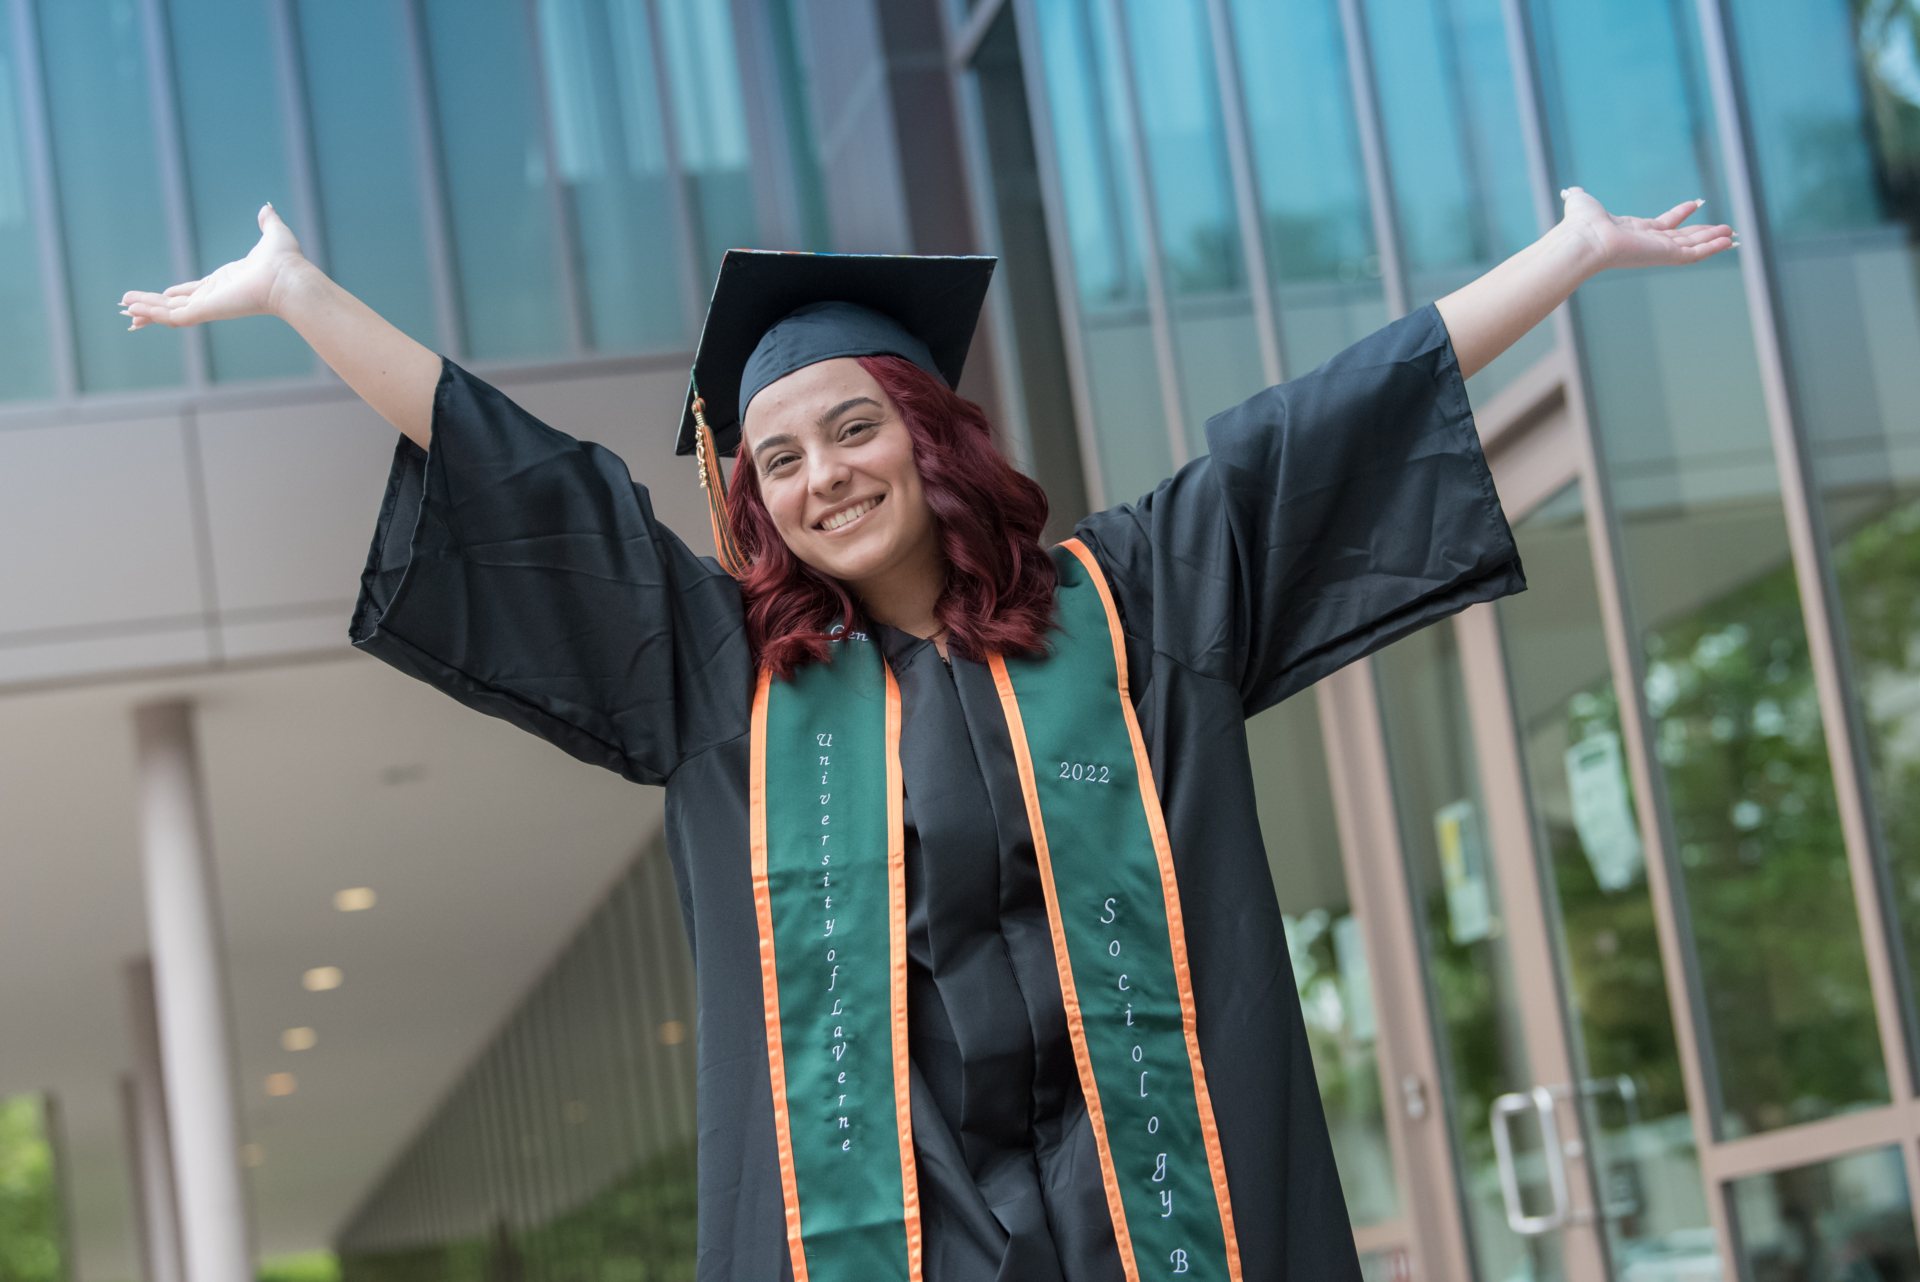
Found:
[817,496,883,533]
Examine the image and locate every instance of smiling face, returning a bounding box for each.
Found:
[741,357,941,604]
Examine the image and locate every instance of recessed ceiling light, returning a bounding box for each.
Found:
[264,1073,297,1098]
[241,1143,265,1168]
[302,967,343,992]
[333,887,377,912]
[281,1027,318,1052]
[657,1019,687,1046]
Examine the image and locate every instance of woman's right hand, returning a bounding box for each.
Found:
[119,202,310,331]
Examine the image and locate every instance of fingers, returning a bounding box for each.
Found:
[1651,198,1706,229]
[118,290,190,330]
[1670,225,1731,247]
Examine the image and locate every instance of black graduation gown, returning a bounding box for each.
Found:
[349,300,1526,1280]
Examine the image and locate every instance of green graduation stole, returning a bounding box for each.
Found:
[750,539,1243,1282]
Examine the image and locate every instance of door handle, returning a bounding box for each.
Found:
[1489,1086,1572,1236]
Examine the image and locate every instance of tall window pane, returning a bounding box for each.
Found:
[1529,0,1886,1137]
[1363,0,1549,402]
[656,0,757,277]
[165,0,309,382]
[1497,483,1717,1274]
[767,0,830,250]
[1729,0,1920,1085]
[1374,622,1566,1282]
[293,0,439,353]
[0,25,53,401]
[1120,0,1264,454]
[1226,0,1389,379]
[540,0,686,349]
[421,0,568,361]
[1727,1146,1918,1281]
[1033,0,1171,505]
[37,0,181,393]
[1248,697,1403,1228]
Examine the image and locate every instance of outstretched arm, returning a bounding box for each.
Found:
[121,203,441,451]
[1433,186,1738,381]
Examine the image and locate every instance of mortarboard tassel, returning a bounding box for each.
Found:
[692,393,748,578]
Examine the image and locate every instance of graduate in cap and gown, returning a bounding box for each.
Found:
[119,190,1739,1281]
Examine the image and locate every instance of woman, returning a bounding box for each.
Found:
[120,192,1733,1281]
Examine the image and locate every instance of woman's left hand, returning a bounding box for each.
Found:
[1559,186,1738,271]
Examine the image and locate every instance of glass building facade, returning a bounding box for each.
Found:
[7,0,1920,1277]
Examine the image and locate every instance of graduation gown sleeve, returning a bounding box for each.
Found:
[1075,299,1526,715]
[348,355,750,787]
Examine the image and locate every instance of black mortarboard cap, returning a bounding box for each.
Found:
[677,249,997,459]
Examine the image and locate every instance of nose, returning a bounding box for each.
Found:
[806,449,851,498]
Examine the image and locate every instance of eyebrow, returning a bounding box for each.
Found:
[750,396,883,460]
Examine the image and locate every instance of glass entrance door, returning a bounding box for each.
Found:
[1369,441,1720,1280]
[1476,479,1720,1281]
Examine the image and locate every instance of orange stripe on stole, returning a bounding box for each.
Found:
[1060,537,1243,1280]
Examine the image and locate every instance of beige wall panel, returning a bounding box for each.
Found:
[197,393,404,616]
[0,413,207,637]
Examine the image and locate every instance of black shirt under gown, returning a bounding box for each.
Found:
[348,300,1526,1280]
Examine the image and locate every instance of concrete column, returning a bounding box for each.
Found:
[121,960,185,1282]
[132,700,254,1282]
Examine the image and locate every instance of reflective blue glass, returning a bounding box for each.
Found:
[421,0,568,361]
[1226,0,1388,378]
[36,0,182,393]
[1529,0,1886,1137]
[1363,0,1547,401]
[293,0,438,353]
[166,0,309,382]
[1121,0,1264,455]
[0,23,53,400]
[1034,0,1170,505]
[766,0,831,250]
[1727,0,1920,1083]
[539,0,686,349]
[656,0,758,278]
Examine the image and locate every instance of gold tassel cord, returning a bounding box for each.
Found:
[693,395,748,578]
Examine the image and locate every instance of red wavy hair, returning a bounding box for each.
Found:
[724,354,1057,678]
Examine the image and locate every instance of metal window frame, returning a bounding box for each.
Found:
[1336,0,1408,320]
[265,0,328,379]
[10,0,76,401]
[645,0,721,342]
[1492,0,1745,1271]
[397,0,466,360]
[133,0,206,391]
[1200,0,1283,388]
[1476,0,1920,1268]
[1001,0,1115,512]
[944,0,1027,461]
[519,0,591,357]
[1100,0,1197,469]
[1691,0,1920,1234]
